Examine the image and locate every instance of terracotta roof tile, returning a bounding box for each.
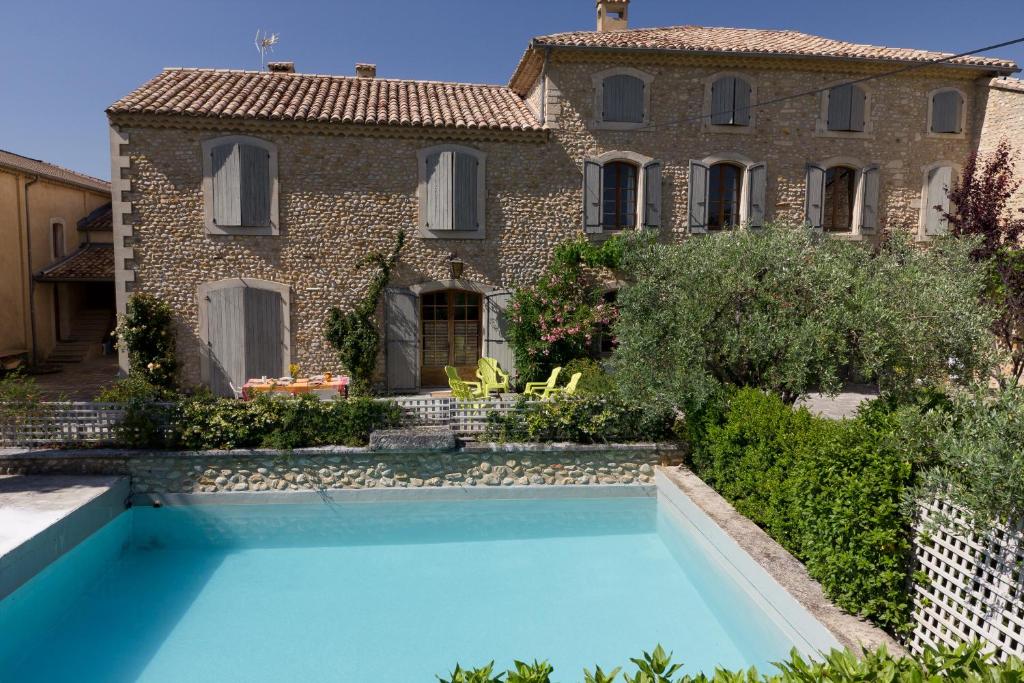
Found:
[35,243,114,282]
[108,69,543,132]
[0,149,110,194]
[77,202,112,232]
[991,76,1024,93]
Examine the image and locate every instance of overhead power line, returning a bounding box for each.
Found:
[636,36,1024,133]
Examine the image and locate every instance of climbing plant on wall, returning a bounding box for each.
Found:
[324,230,406,395]
[114,293,178,390]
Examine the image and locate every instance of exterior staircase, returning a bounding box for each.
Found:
[46,309,115,364]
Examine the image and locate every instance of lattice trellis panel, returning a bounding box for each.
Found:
[910,499,1024,660]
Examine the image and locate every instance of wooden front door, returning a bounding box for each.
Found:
[421,290,482,387]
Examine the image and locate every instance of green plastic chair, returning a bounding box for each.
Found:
[524,367,562,398]
[476,357,510,395]
[543,372,582,399]
[446,366,484,399]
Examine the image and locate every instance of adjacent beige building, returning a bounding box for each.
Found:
[0,150,112,367]
[107,1,1024,393]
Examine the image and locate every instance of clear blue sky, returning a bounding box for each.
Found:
[3,0,1022,181]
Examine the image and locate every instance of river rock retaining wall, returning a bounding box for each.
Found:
[0,444,681,495]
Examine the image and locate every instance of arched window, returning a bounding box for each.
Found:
[707,163,743,230]
[601,161,639,230]
[826,84,867,132]
[592,68,653,129]
[930,89,965,134]
[710,76,753,126]
[201,135,279,235]
[922,164,957,237]
[823,166,857,232]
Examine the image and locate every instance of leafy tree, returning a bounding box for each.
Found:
[612,227,994,413]
[114,293,177,389]
[324,230,405,395]
[946,139,1024,383]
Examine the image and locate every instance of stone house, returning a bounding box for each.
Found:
[0,150,113,368]
[107,0,1024,394]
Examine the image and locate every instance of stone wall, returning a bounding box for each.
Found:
[976,77,1024,214]
[0,444,679,495]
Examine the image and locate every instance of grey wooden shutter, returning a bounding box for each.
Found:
[827,85,852,131]
[603,75,644,123]
[805,165,826,229]
[385,287,419,391]
[710,77,736,125]
[453,152,479,230]
[425,150,453,230]
[746,162,767,228]
[932,91,962,134]
[211,143,241,227]
[206,286,245,396]
[850,86,866,132]
[643,160,662,229]
[244,287,284,380]
[239,144,271,227]
[584,160,603,233]
[860,165,880,234]
[688,160,709,233]
[484,290,516,383]
[733,79,751,126]
[925,166,953,236]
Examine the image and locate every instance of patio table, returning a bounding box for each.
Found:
[242,376,349,400]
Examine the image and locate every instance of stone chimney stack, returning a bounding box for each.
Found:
[355,63,377,78]
[596,0,630,32]
[267,61,295,73]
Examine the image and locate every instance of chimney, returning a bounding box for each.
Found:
[355,63,377,78]
[596,0,630,32]
[267,61,295,73]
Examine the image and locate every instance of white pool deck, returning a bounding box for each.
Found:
[0,475,128,600]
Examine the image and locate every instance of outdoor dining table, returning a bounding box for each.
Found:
[241,376,350,400]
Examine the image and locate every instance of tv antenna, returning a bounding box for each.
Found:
[255,30,279,69]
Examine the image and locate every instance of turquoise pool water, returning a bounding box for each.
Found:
[0,496,799,682]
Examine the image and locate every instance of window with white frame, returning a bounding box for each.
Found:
[592,68,653,129]
[709,75,753,127]
[929,89,965,135]
[201,135,279,235]
[583,152,661,233]
[825,83,868,133]
[805,161,880,235]
[417,145,486,239]
[687,157,767,233]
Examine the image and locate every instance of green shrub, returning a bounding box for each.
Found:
[175,394,403,450]
[441,642,1024,682]
[114,293,177,390]
[689,388,917,634]
[0,371,51,440]
[483,395,676,444]
[562,358,618,397]
[96,375,177,448]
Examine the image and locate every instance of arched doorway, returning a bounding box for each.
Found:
[420,289,482,386]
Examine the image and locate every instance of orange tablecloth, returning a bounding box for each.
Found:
[242,376,349,400]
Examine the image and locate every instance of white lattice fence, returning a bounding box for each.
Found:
[390,396,522,435]
[910,500,1024,660]
[0,402,129,446]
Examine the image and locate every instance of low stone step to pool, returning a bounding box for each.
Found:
[0,474,128,600]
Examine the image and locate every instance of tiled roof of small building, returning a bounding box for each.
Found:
[35,243,114,282]
[77,202,112,232]
[510,25,1019,92]
[108,68,543,132]
[0,149,110,195]
[990,76,1024,93]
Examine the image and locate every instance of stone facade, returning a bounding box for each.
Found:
[0,444,679,495]
[108,32,1022,392]
[975,77,1024,213]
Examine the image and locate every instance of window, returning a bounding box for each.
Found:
[707,163,743,230]
[826,84,867,132]
[930,89,965,134]
[201,135,279,235]
[418,145,486,239]
[709,76,752,126]
[922,164,956,237]
[688,158,767,233]
[51,221,65,259]
[601,161,638,230]
[823,166,857,232]
[805,162,880,235]
[592,68,653,129]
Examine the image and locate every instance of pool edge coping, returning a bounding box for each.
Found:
[656,466,906,657]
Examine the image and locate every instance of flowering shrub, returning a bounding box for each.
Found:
[114,293,177,389]
[507,236,631,383]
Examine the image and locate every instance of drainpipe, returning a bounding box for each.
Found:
[23,174,39,363]
[539,47,551,125]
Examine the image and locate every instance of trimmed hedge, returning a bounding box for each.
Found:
[686,388,918,635]
[439,642,1023,682]
[482,396,676,444]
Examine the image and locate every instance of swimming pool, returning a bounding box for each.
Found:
[0,488,835,682]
